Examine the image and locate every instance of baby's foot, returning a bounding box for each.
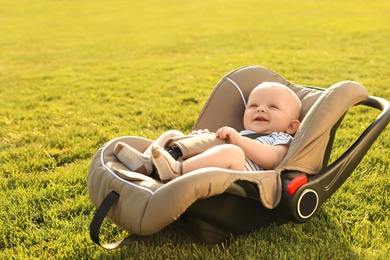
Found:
[151,144,182,183]
[114,142,153,175]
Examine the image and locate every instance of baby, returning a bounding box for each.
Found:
[115,82,301,183]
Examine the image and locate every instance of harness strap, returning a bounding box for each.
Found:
[167,132,265,159]
[90,190,148,249]
[241,133,266,139]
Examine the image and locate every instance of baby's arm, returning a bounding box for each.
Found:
[216,127,288,170]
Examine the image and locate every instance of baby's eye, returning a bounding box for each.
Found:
[269,104,278,109]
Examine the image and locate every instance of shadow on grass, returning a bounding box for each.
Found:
[92,207,358,259]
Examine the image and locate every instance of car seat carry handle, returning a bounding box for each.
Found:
[314,96,390,197]
[90,190,147,249]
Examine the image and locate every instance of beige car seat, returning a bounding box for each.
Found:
[87,65,389,248]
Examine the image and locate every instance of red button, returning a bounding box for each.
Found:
[287,174,308,195]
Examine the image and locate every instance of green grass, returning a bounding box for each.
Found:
[1,0,389,258]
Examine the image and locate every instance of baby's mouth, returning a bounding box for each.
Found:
[254,116,269,122]
[253,116,269,122]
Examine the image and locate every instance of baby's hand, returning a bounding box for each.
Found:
[215,127,241,144]
[191,129,210,135]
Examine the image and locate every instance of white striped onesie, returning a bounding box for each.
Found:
[239,130,293,171]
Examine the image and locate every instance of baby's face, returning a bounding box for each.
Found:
[243,86,300,134]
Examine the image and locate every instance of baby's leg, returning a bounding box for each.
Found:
[151,144,245,183]
[114,130,184,176]
[114,142,153,175]
[182,144,245,173]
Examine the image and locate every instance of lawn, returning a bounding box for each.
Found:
[0,0,389,258]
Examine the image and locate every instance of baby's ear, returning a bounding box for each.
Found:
[286,120,300,135]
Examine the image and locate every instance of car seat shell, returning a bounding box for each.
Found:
[87,65,389,248]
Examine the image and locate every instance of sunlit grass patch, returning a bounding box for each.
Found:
[1,0,389,258]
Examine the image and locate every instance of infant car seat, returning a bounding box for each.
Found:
[87,65,390,248]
